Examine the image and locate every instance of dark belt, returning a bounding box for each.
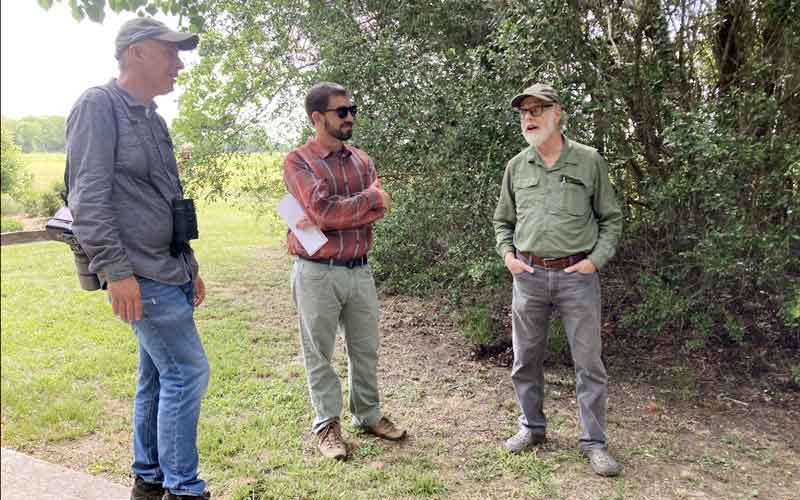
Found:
[517,251,587,270]
[298,254,368,268]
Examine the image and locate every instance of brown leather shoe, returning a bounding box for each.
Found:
[318,421,348,459]
[364,416,407,441]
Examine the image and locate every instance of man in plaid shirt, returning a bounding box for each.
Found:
[284,82,407,459]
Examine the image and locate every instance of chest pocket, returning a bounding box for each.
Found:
[560,175,590,216]
[115,118,152,181]
[513,175,545,211]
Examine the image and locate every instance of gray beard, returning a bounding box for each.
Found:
[522,119,556,148]
[523,131,547,148]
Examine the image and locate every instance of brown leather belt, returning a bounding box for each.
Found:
[517,251,588,270]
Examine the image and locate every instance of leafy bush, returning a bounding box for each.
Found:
[792,366,800,387]
[459,305,497,346]
[621,101,799,344]
[1,123,26,194]
[781,284,800,330]
[143,0,800,349]
[1,193,25,216]
[1,217,23,232]
[546,317,570,365]
[20,181,64,217]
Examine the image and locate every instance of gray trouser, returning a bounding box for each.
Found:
[511,264,607,450]
[291,258,381,434]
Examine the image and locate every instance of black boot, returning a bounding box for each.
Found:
[130,476,165,500]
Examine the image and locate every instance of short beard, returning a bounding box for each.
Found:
[325,117,352,141]
[522,117,557,148]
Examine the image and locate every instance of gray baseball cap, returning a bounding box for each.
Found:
[510,83,561,108]
[115,17,199,60]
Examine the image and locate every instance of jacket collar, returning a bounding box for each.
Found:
[109,79,158,115]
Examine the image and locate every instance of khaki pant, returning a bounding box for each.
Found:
[291,258,381,434]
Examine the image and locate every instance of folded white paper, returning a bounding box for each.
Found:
[276,194,328,256]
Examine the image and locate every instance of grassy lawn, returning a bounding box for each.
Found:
[3,155,798,499]
[0,202,450,499]
[23,152,66,192]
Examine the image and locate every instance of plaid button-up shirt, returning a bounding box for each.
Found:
[283,137,386,259]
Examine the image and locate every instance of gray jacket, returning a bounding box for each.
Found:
[66,79,198,286]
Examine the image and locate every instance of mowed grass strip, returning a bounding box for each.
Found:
[23,152,66,192]
[0,202,449,499]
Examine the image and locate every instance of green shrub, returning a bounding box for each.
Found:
[459,304,498,346]
[20,181,64,217]
[724,313,748,344]
[1,217,23,232]
[1,193,24,215]
[791,366,800,387]
[165,0,800,352]
[781,284,800,330]
[547,317,570,365]
[622,273,689,336]
[1,123,25,194]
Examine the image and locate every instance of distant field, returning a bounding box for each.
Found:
[23,153,65,192]
[21,152,286,198]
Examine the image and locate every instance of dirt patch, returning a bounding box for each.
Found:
[20,399,133,486]
[372,293,800,499]
[4,215,49,232]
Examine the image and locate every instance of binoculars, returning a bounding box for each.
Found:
[170,198,199,257]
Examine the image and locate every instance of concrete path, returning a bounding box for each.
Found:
[1,447,129,500]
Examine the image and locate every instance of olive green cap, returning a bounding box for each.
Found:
[511,83,561,108]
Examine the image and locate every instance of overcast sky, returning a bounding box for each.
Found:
[1,1,190,124]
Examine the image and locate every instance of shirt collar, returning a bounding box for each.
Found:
[525,134,577,168]
[306,136,353,159]
[109,78,158,115]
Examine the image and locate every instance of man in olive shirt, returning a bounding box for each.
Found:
[493,83,623,477]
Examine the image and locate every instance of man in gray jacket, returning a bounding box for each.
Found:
[66,18,210,500]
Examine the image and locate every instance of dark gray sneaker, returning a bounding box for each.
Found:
[504,428,546,453]
[130,476,164,500]
[583,447,621,477]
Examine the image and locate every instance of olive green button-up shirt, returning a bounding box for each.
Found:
[493,136,623,270]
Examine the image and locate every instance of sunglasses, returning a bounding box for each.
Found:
[518,104,554,118]
[323,105,358,119]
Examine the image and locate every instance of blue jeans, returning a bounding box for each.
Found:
[130,278,210,496]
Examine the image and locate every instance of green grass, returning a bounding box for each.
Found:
[6,152,796,500]
[1,217,23,232]
[0,200,450,499]
[23,152,65,192]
